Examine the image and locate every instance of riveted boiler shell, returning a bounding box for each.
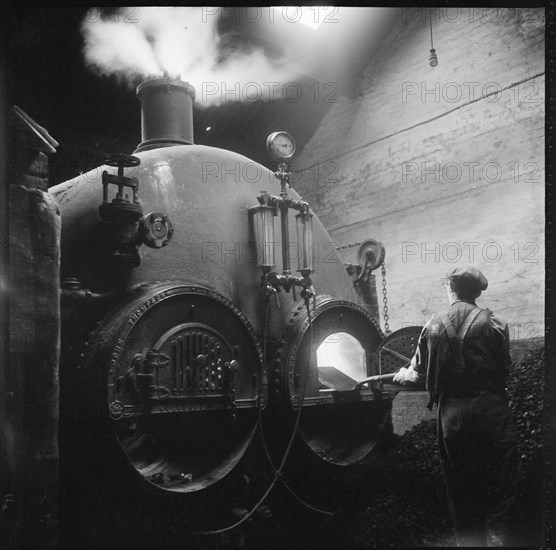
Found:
[52,145,388,525]
[50,144,357,338]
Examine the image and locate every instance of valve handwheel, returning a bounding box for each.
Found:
[105,153,141,169]
[138,212,174,249]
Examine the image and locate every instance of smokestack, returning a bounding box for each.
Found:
[134,77,195,153]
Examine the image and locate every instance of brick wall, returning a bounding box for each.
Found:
[294,7,545,339]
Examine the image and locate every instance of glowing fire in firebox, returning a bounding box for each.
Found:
[81,7,299,105]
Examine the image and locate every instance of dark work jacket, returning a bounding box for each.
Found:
[411,299,512,410]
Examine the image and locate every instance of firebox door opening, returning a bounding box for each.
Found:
[316,332,366,391]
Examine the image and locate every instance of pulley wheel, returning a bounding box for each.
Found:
[356,239,385,271]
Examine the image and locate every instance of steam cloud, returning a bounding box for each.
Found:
[82,7,299,105]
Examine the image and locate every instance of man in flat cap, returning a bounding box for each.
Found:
[393,266,519,547]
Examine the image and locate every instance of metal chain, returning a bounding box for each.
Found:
[335,241,362,251]
[381,261,390,335]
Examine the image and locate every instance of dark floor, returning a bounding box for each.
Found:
[6,343,547,550]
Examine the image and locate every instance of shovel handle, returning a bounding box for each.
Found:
[353,373,396,389]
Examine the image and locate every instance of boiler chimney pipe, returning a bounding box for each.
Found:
[134,77,195,153]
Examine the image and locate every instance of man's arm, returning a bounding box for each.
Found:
[490,310,512,377]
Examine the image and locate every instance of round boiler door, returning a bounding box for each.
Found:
[280,295,391,466]
[85,284,264,494]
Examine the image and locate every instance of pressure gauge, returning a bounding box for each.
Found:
[266,131,296,162]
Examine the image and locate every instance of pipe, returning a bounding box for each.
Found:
[134,78,195,153]
[60,279,126,306]
[280,202,291,275]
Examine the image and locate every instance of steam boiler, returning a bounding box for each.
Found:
[50,77,411,545]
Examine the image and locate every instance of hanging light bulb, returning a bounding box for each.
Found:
[429,17,438,67]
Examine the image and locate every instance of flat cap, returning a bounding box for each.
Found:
[446,266,488,292]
